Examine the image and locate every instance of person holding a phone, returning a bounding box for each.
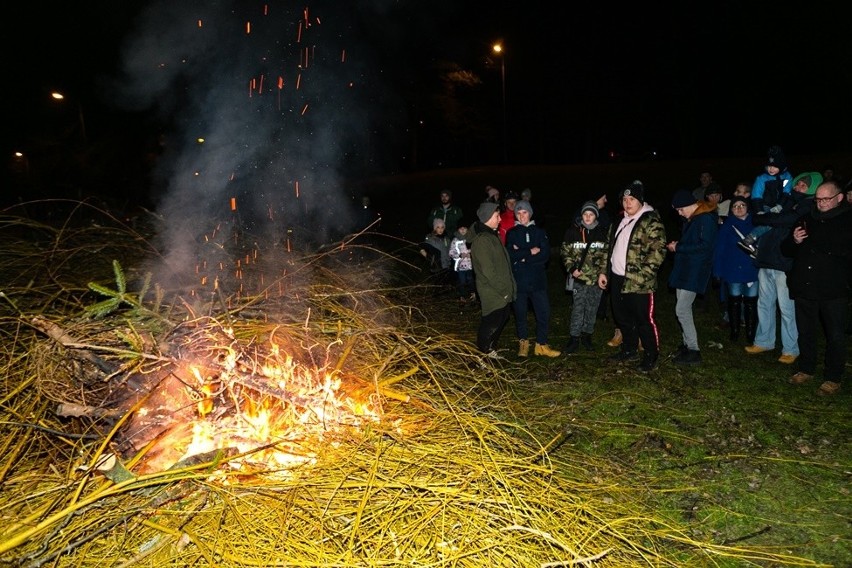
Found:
[781,180,852,396]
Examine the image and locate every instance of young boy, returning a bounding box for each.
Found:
[737,145,793,257]
[738,171,823,258]
[560,201,609,352]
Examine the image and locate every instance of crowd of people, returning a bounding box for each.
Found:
[406,147,852,396]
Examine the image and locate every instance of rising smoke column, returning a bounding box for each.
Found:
[112,1,379,288]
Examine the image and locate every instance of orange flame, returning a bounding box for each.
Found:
[141,334,383,477]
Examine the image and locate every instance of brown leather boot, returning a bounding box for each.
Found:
[534,343,561,357]
[517,339,530,357]
[607,328,623,347]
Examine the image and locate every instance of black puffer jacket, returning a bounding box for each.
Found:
[752,191,814,272]
[781,200,852,300]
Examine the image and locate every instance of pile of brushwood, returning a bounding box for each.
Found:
[0,202,827,566]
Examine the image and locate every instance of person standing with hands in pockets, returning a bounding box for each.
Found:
[470,202,516,356]
[507,200,561,358]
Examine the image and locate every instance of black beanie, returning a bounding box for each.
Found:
[671,189,696,209]
[766,145,788,171]
[620,180,645,204]
[729,196,749,211]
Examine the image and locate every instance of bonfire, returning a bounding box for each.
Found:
[0,204,812,567]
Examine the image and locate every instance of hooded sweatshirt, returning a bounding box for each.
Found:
[598,203,667,293]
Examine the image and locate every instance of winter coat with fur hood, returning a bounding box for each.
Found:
[668,200,719,294]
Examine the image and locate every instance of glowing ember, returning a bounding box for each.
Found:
[116,321,382,476]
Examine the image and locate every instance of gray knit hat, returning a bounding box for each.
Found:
[477,202,500,223]
[514,200,533,216]
[580,201,599,217]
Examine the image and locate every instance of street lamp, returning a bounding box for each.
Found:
[50,91,87,145]
[492,42,507,163]
[11,151,30,178]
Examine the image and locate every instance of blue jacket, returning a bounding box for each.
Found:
[668,202,718,293]
[506,221,551,293]
[752,170,793,211]
[713,212,759,284]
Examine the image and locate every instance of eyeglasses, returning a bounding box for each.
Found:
[731,203,747,208]
[814,193,840,204]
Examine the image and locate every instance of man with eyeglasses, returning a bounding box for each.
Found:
[781,180,852,396]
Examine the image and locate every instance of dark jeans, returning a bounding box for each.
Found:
[477,303,512,353]
[609,273,660,357]
[513,288,552,345]
[456,269,474,298]
[794,296,848,381]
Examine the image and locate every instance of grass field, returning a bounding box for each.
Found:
[376,158,852,566]
[1,158,849,565]
[403,263,851,565]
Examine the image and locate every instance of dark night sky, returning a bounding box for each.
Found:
[2,0,852,219]
[4,1,850,185]
[442,2,851,162]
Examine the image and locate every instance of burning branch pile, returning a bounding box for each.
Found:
[92,316,385,475]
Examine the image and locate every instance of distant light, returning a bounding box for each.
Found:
[197,138,205,144]
[14,152,24,158]
[492,43,503,54]
[51,92,65,100]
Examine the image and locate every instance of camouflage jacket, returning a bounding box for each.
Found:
[560,221,609,286]
[596,208,667,293]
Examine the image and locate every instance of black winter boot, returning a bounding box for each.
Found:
[580,333,595,351]
[564,336,580,354]
[673,349,702,366]
[728,295,743,341]
[743,296,758,344]
[671,343,688,358]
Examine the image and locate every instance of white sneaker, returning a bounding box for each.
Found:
[477,349,504,369]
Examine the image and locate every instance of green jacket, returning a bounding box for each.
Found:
[597,208,667,293]
[427,204,464,235]
[471,225,516,315]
